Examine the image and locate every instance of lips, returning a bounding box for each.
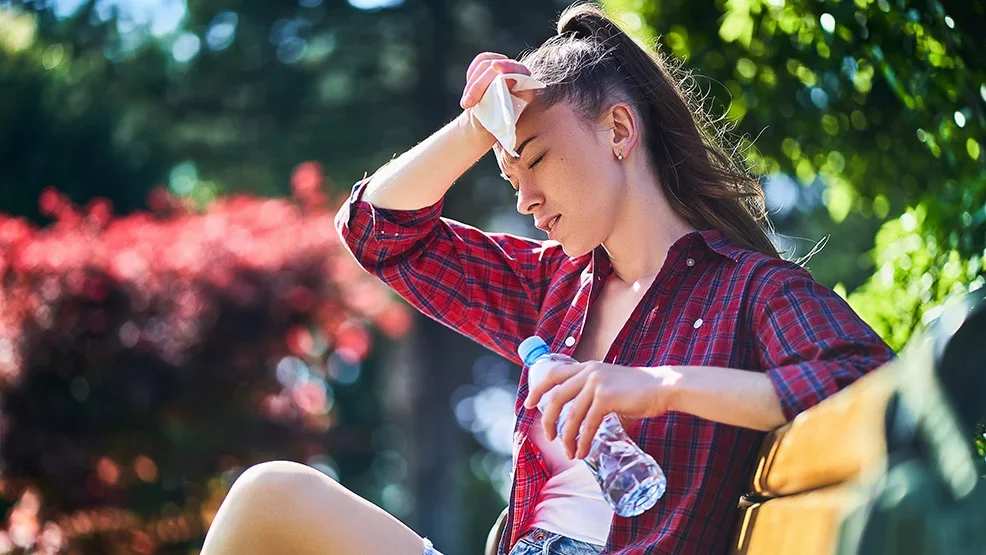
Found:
[535,214,561,234]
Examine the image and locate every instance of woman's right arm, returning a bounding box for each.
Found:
[335,54,566,364]
[361,53,529,210]
[360,109,494,210]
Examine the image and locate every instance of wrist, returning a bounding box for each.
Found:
[648,365,686,414]
[456,109,496,148]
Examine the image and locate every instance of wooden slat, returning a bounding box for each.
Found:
[732,480,872,555]
[749,351,920,497]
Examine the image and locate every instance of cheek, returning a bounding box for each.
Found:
[568,162,620,211]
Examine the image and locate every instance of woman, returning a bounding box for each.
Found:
[201,3,895,554]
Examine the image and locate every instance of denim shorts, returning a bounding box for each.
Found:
[423,528,604,555]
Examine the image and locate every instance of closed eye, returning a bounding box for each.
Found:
[528,152,546,169]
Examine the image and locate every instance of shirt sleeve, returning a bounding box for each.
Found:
[334,178,569,364]
[752,261,897,421]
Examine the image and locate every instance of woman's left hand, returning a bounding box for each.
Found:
[523,362,682,459]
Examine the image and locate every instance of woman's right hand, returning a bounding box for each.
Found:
[460,52,535,110]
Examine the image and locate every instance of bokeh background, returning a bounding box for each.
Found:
[0,0,983,553]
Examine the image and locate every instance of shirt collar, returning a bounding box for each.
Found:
[586,228,745,280]
[695,228,746,262]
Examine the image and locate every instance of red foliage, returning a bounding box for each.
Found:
[0,163,411,552]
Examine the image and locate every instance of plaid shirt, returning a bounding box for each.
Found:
[335,179,895,554]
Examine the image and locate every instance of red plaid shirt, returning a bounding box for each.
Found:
[335,179,895,554]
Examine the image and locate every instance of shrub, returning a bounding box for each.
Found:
[0,162,410,553]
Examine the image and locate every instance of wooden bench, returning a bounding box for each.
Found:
[485,295,986,555]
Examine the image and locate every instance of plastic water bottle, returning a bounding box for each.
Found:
[518,335,667,517]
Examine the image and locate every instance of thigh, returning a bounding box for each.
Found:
[202,461,427,555]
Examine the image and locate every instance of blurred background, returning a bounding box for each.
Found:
[0,0,983,553]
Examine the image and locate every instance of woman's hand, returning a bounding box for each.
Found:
[524,362,683,459]
[460,52,535,109]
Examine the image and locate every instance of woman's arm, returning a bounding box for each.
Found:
[360,54,533,210]
[336,54,565,364]
[360,110,493,210]
[665,365,784,431]
[522,362,783,459]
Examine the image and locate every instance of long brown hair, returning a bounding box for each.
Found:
[519,2,779,258]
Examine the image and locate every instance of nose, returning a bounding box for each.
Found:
[515,185,543,216]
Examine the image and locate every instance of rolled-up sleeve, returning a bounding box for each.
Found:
[334,178,568,363]
[753,264,896,421]
[335,179,447,269]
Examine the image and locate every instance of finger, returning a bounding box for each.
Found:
[461,59,492,107]
[524,362,582,410]
[560,382,596,459]
[465,59,493,90]
[461,64,501,109]
[576,398,609,460]
[466,52,508,83]
[539,370,588,442]
[493,60,532,78]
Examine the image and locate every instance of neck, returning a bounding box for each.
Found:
[601,170,697,286]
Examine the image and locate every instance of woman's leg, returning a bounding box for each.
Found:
[200,460,430,555]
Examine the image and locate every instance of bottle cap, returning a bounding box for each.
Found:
[518,336,550,366]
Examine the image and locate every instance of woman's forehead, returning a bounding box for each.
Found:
[493,103,578,167]
[518,101,566,132]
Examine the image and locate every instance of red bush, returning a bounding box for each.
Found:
[0,164,410,553]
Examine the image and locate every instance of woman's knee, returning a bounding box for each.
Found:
[226,460,336,509]
[206,460,424,555]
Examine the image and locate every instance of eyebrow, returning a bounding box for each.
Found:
[515,135,538,158]
[498,135,539,182]
[501,135,537,173]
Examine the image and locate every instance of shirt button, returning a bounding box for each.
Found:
[686,258,695,267]
[693,318,704,329]
[564,336,576,347]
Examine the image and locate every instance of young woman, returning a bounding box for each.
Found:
[200,3,895,554]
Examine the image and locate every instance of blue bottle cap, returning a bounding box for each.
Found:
[518,336,550,366]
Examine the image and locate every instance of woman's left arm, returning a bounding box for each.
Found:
[524,362,784,460]
[526,266,896,460]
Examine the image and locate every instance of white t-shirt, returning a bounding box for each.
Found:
[527,411,614,546]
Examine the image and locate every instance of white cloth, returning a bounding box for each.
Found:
[528,411,614,546]
[472,73,545,157]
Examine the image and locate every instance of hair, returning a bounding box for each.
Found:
[519,2,780,258]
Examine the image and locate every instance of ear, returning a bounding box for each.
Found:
[603,103,639,160]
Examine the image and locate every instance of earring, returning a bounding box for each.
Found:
[617,152,624,160]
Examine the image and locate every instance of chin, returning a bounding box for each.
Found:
[557,238,596,259]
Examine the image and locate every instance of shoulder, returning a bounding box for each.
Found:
[697,229,813,287]
[697,230,853,326]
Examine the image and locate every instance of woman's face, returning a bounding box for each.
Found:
[496,101,626,258]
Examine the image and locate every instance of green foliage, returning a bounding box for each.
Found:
[847,205,984,352]
[0,6,174,221]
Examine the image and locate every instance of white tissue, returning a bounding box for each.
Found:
[472,73,546,157]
